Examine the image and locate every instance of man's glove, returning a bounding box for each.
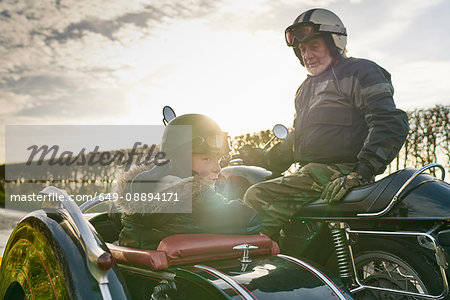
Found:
[321,172,368,204]
[238,145,267,168]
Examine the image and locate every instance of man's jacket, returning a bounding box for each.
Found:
[267,57,409,178]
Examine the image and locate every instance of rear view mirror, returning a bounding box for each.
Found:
[163,106,176,125]
[273,124,288,140]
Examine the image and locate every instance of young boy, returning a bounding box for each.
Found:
[115,114,261,249]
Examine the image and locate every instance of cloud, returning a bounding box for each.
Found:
[343,0,444,58]
[0,92,34,116]
[0,0,217,74]
[0,73,130,126]
[42,7,170,44]
[207,0,339,32]
[3,74,72,95]
[0,0,221,127]
[392,59,450,109]
[16,87,129,119]
[0,0,449,165]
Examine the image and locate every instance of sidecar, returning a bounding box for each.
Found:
[0,187,352,300]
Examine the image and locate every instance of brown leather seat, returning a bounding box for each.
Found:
[158,233,280,266]
[107,233,279,270]
[107,243,169,270]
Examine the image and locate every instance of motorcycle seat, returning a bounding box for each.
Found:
[296,168,419,217]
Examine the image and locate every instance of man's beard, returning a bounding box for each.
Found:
[305,56,333,76]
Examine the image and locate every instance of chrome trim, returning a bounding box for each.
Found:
[99,283,112,300]
[277,254,348,300]
[79,196,104,213]
[80,193,114,213]
[40,186,112,299]
[427,223,444,235]
[233,244,259,263]
[228,158,244,166]
[419,223,446,250]
[194,265,255,300]
[347,228,449,299]
[358,163,446,217]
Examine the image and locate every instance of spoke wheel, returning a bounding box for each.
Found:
[355,251,428,300]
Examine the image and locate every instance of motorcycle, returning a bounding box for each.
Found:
[218,123,450,299]
[0,107,353,300]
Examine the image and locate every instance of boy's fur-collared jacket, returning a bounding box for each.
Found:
[114,163,261,250]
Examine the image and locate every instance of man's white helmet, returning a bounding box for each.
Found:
[285,8,347,64]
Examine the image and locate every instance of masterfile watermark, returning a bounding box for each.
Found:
[5,125,193,213]
[26,142,168,171]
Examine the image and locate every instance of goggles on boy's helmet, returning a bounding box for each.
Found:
[192,131,230,155]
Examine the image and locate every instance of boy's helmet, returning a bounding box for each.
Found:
[161,114,230,156]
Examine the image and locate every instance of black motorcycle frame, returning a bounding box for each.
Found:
[219,162,450,299]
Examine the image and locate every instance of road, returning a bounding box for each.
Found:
[0,209,26,257]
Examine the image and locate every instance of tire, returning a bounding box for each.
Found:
[352,237,446,300]
[0,213,123,300]
[2,282,25,300]
[0,218,70,299]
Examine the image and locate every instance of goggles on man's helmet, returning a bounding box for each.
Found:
[285,22,346,47]
[192,132,230,154]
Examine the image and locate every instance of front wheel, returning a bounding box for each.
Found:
[352,238,445,299]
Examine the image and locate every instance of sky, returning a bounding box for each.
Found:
[1,0,450,164]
